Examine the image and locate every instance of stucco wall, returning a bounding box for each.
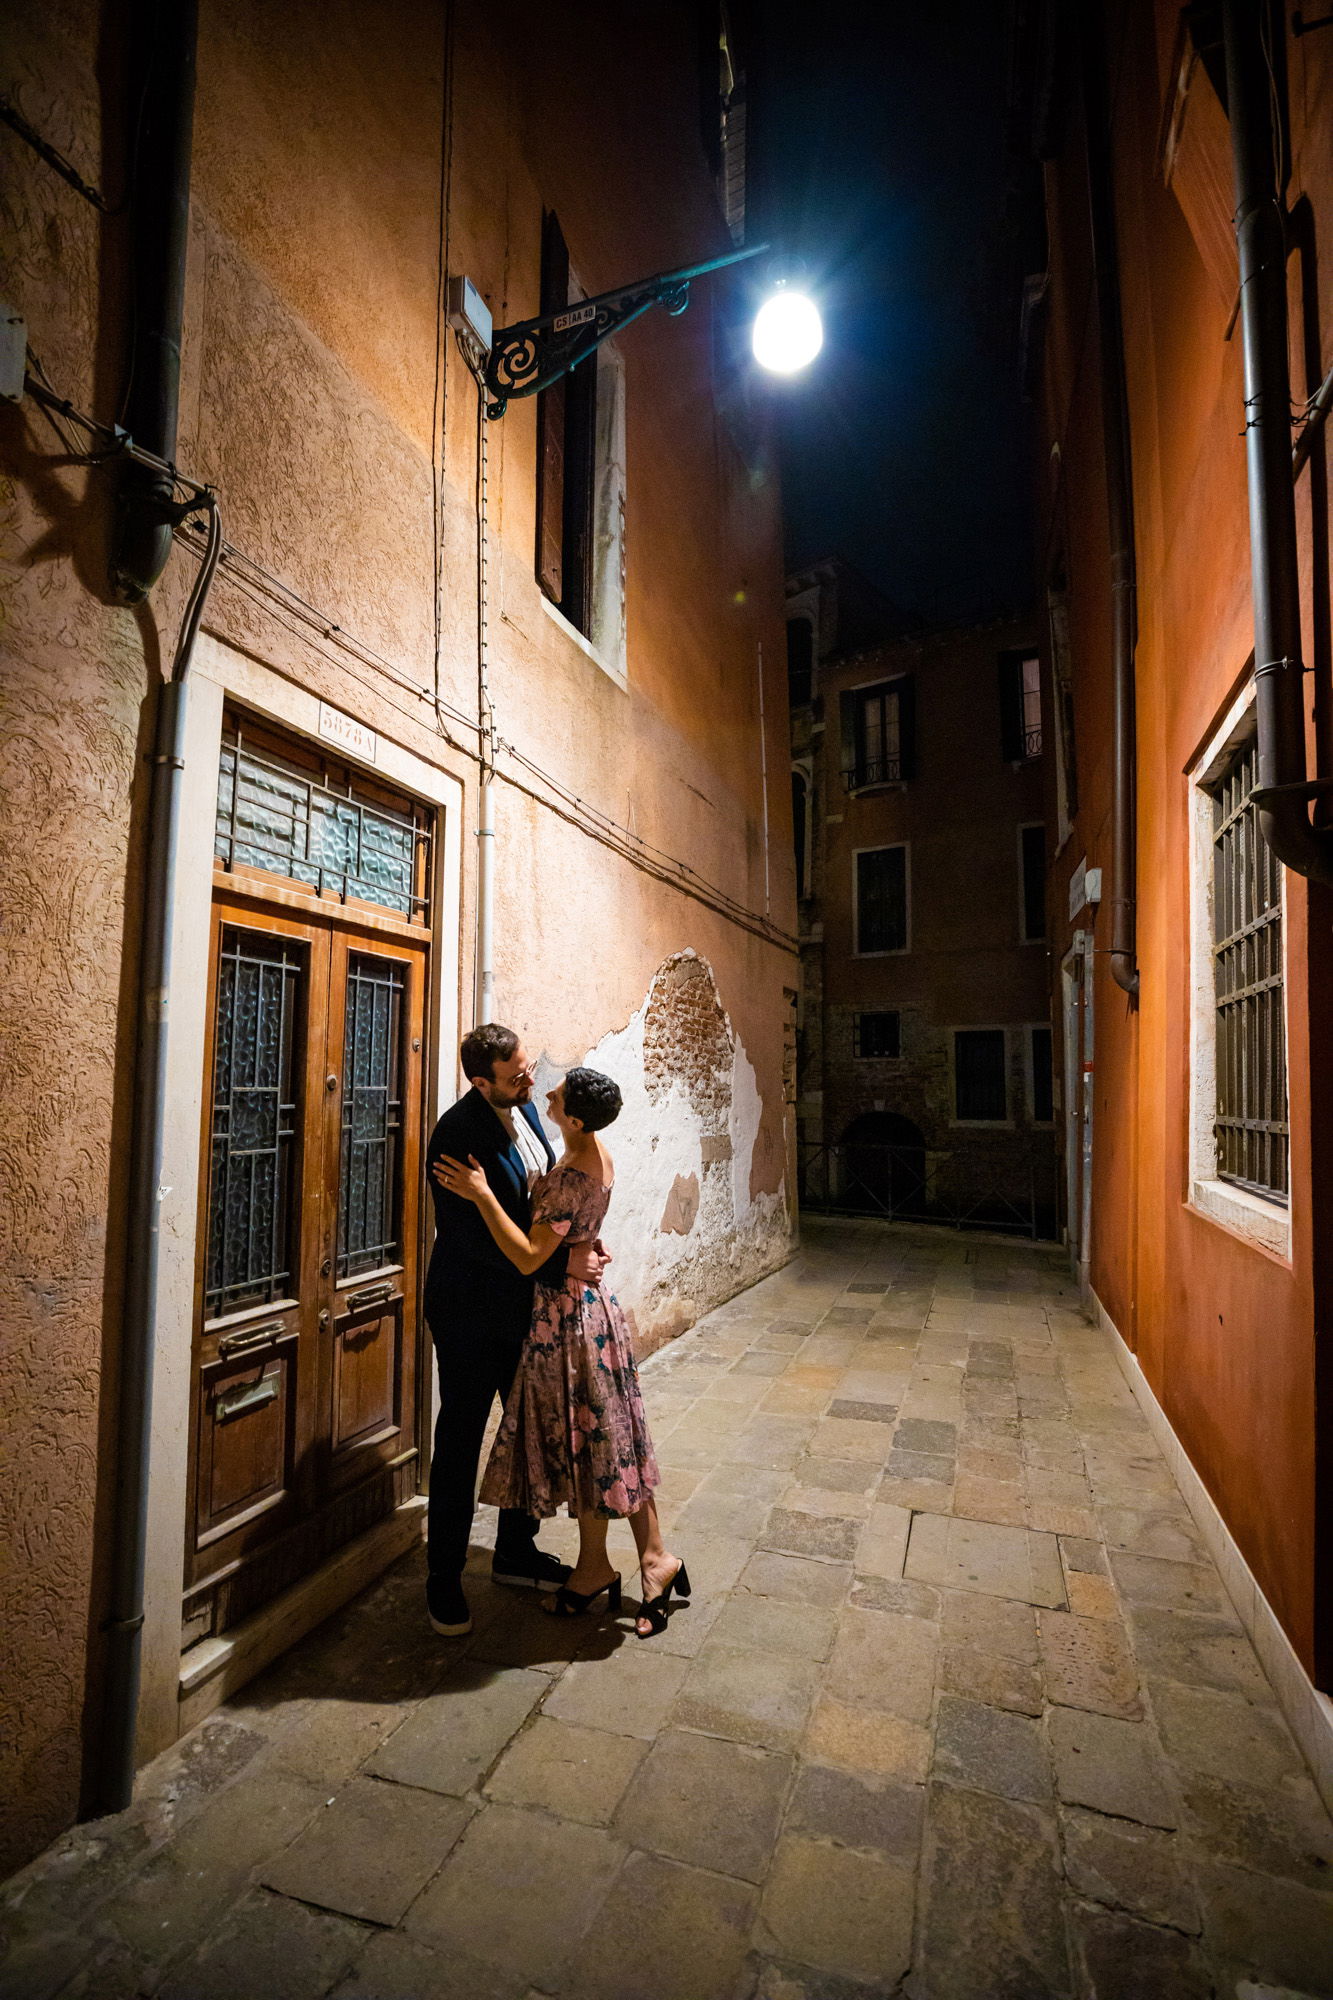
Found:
[0,0,797,1874]
[1037,0,1331,1676]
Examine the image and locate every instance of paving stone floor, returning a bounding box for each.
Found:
[5,1218,1333,2000]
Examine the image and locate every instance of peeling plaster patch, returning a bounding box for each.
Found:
[531,951,790,1353]
[661,1173,700,1235]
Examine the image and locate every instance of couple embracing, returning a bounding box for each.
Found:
[423,1024,688,1642]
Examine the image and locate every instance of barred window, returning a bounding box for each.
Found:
[1209,736,1288,1201]
[854,1011,901,1058]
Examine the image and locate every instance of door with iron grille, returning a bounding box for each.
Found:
[184,717,431,1651]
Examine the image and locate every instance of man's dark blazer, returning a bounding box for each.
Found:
[423,1088,557,1344]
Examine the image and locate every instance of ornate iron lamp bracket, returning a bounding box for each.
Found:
[483,241,766,417]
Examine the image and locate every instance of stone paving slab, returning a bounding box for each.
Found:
[5,1217,1333,2000]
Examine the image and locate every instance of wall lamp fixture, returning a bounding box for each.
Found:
[450,242,822,418]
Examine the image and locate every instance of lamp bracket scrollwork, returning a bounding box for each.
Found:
[482,241,767,418]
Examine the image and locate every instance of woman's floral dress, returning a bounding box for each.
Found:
[479,1162,660,1519]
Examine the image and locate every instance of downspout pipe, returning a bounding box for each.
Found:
[111,0,198,604]
[475,776,495,1024]
[99,0,205,1810]
[1082,6,1140,1000]
[100,498,220,1813]
[1223,0,1333,884]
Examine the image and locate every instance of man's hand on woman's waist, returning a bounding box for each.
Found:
[567,1237,612,1284]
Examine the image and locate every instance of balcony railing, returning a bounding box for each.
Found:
[842,754,902,791]
[797,1140,1056,1240]
[1024,725,1043,758]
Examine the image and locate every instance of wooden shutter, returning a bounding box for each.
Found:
[535,212,569,603]
[1158,16,1237,315]
[838,687,856,787]
[562,347,597,632]
[897,674,917,781]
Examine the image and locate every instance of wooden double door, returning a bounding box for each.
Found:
[184,890,427,1650]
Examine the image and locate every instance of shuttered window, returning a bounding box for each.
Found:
[535,212,625,669]
[535,213,569,604]
[1029,1025,1054,1123]
[854,845,908,954]
[955,1029,1008,1122]
[535,213,597,631]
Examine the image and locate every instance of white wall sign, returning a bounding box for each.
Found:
[1068,857,1087,921]
[318,701,377,763]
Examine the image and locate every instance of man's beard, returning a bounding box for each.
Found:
[491,1080,532,1108]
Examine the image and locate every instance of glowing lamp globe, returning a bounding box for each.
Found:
[752,289,823,374]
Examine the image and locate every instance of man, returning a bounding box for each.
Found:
[423,1023,604,1635]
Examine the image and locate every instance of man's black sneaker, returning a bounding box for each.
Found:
[491,1546,570,1592]
[426,1575,472,1636]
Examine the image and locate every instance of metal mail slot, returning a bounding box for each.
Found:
[214,1365,281,1421]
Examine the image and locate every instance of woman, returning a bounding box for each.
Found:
[433,1066,688,1638]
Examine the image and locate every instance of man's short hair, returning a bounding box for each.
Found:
[563,1067,623,1133]
[460,1023,520,1081]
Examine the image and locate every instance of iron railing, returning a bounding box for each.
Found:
[797,1140,1055,1240]
[843,754,902,790]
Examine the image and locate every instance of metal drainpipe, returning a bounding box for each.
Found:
[101,499,220,1812]
[1223,0,1333,883]
[1082,5,1140,1000]
[111,0,198,604]
[472,370,496,1024]
[98,0,203,1810]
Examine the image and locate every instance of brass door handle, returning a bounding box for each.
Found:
[218,1319,284,1359]
[347,1281,395,1312]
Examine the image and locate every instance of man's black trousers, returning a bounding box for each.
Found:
[426,1324,539,1580]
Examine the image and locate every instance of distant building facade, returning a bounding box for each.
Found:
[788,561,1056,1237]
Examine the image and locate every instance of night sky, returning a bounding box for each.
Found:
[752,1,1035,630]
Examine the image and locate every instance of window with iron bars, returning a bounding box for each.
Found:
[853,1010,901,1058]
[1209,735,1288,1202]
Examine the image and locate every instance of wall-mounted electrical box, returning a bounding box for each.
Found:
[446,276,492,354]
[1,302,26,402]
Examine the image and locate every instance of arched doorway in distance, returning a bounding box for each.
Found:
[839,1111,927,1217]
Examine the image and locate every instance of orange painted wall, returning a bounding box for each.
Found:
[0,0,795,1873]
[1038,0,1331,1675]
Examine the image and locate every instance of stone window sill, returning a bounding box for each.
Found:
[1188,1177,1290,1259]
[540,592,626,690]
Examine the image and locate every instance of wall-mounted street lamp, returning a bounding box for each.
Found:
[449,243,822,417]
[752,282,824,375]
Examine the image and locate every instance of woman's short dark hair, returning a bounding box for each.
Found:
[563,1067,622,1133]
[460,1022,519,1080]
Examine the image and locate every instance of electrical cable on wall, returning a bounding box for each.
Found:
[19,360,796,952]
[429,1,458,750]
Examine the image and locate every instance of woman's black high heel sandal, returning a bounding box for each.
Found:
[636,1561,691,1639]
[542,1574,622,1618]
